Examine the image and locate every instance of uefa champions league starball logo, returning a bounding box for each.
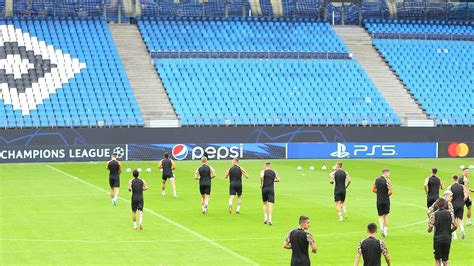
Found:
[113,147,125,159]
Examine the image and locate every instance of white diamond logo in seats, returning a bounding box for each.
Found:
[0,25,86,115]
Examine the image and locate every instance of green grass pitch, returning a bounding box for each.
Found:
[1,159,473,265]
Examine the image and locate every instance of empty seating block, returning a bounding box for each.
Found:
[155,59,400,126]
[373,39,473,126]
[0,17,144,128]
[138,17,349,53]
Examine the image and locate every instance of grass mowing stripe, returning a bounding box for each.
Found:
[45,165,258,265]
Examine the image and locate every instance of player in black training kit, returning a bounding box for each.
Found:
[372,169,393,237]
[428,198,457,266]
[225,158,249,214]
[427,190,455,222]
[283,216,317,266]
[260,161,280,225]
[424,168,444,208]
[107,153,122,206]
[195,156,216,214]
[448,175,468,240]
[330,162,352,221]
[128,169,148,230]
[354,223,390,266]
[158,152,177,197]
[459,167,472,226]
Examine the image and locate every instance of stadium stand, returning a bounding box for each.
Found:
[138,17,349,54]
[366,21,473,126]
[155,59,400,126]
[0,17,144,128]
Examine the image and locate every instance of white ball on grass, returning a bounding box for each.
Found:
[146,168,152,173]
[309,166,315,171]
[469,165,474,169]
[321,165,327,170]
[137,168,142,172]
[460,165,465,170]
[332,166,336,170]
[126,168,131,173]
[297,166,302,171]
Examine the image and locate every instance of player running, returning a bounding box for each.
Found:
[195,156,216,214]
[158,152,177,197]
[283,216,317,266]
[330,162,352,221]
[459,167,472,226]
[428,198,457,266]
[372,169,393,237]
[106,153,122,206]
[128,169,148,230]
[424,168,444,208]
[448,175,468,240]
[427,190,455,221]
[225,158,249,214]
[354,223,390,266]
[261,161,280,225]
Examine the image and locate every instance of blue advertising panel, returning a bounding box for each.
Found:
[287,142,437,159]
[127,143,286,161]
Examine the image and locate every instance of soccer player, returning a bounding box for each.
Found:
[428,198,457,266]
[354,223,390,266]
[424,168,444,208]
[128,169,148,230]
[427,190,455,222]
[158,152,177,197]
[106,153,122,206]
[283,216,317,266]
[261,161,280,225]
[225,158,249,214]
[459,167,472,226]
[195,156,216,214]
[448,175,468,240]
[372,169,393,237]
[330,162,352,221]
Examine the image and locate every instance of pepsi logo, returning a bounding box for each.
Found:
[172,144,188,160]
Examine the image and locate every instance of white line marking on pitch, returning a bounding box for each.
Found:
[0,219,428,244]
[46,165,257,265]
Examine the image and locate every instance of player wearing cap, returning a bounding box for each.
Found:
[107,153,122,206]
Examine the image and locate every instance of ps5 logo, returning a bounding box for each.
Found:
[331,143,397,158]
[330,143,350,158]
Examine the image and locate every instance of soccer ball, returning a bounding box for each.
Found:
[146,168,152,173]
[297,166,302,171]
[126,168,131,173]
[460,165,465,170]
[469,165,474,169]
[113,147,125,159]
[332,166,336,170]
[309,166,315,171]
[137,168,142,172]
[322,165,327,170]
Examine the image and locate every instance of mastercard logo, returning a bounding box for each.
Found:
[447,143,469,157]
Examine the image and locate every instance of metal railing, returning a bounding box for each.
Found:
[371,32,474,41]
[150,50,352,60]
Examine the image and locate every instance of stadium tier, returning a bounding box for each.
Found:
[155,59,400,126]
[0,17,144,128]
[138,17,349,54]
[373,39,473,126]
[366,19,474,40]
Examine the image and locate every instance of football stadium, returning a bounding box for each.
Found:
[0,1,473,265]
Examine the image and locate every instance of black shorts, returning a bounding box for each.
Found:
[162,173,174,181]
[131,199,143,212]
[230,184,243,196]
[427,197,438,209]
[377,201,390,216]
[262,187,275,203]
[433,241,451,261]
[200,184,211,195]
[466,198,472,207]
[453,205,464,219]
[334,190,346,202]
[109,176,120,188]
